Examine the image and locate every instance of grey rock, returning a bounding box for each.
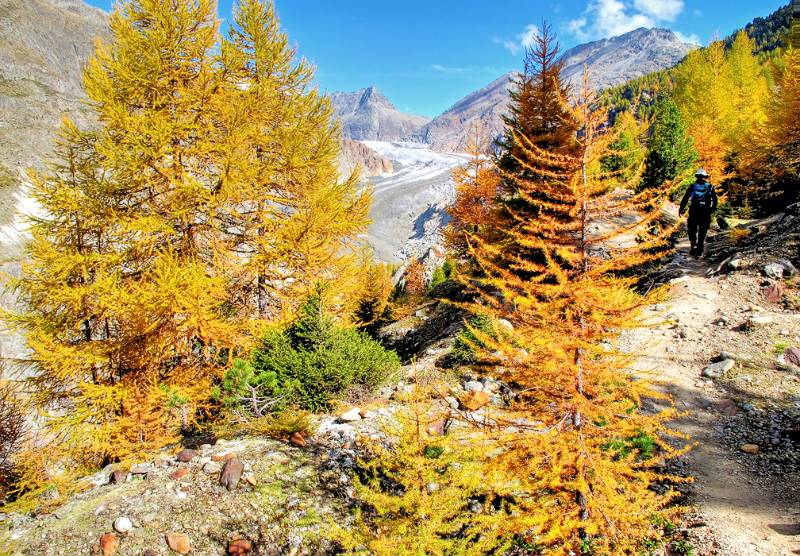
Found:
[764,263,787,279]
[463,380,484,393]
[702,359,735,379]
[129,463,154,476]
[113,516,133,534]
[338,408,362,422]
[202,461,221,474]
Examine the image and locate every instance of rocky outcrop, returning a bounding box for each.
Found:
[339,138,393,177]
[0,0,108,224]
[419,28,696,153]
[330,86,430,142]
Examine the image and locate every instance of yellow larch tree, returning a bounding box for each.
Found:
[461,69,688,554]
[6,0,374,498]
[220,0,371,322]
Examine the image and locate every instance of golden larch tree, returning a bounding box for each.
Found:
[462,69,688,554]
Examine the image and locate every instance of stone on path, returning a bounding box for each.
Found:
[228,539,253,555]
[166,532,192,554]
[703,359,735,379]
[99,533,118,556]
[289,432,306,447]
[740,444,760,454]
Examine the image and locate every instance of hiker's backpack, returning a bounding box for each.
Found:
[690,182,713,210]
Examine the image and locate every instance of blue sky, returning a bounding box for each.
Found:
[83,0,787,117]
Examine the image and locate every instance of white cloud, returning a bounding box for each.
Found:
[633,0,683,21]
[674,31,702,45]
[567,0,687,41]
[495,24,540,56]
[431,64,500,75]
[431,64,468,74]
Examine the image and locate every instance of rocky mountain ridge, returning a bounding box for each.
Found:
[418,27,696,152]
[329,86,430,142]
[0,0,109,226]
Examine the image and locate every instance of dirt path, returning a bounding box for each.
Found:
[621,239,800,555]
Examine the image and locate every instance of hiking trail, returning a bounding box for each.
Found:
[621,236,800,555]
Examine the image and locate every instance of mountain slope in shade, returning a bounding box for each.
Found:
[330,86,430,142]
[420,27,696,153]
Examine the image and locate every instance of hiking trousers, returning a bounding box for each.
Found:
[688,209,712,254]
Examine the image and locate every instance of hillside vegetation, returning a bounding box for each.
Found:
[1,1,799,555]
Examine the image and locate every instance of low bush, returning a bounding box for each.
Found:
[450,314,496,366]
[217,292,400,415]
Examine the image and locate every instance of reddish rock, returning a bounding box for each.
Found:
[99,533,119,556]
[109,470,126,485]
[143,551,157,556]
[289,432,306,447]
[220,458,244,491]
[212,452,236,462]
[762,281,785,303]
[785,347,800,367]
[169,468,189,480]
[460,391,490,411]
[166,532,192,554]
[426,419,448,436]
[175,449,197,463]
[228,539,253,555]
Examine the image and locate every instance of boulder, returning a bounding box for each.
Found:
[220,458,244,491]
[113,516,132,534]
[338,408,362,422]
[109,470,127,485]
[762,281,785,303]
[228,539,253,555]
[784,347,800,368]
[166,532,192,554]
[175,449,197,463]
[129,463,154,476]
[460,391,490,411]
[740,444,760,454]
[463,380,484,393]
[169,468,189,481]
[702,359,735,379]
[496,319,514,334]
[202,461,222,474]
[99,533,119,556]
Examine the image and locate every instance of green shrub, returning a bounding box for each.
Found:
[217,292,400,414]
[428,265,447,292]
[450,314,495,366]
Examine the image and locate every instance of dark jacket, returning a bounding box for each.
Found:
[679,180,718,216]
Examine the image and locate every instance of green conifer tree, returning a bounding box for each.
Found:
[640,97,697,191]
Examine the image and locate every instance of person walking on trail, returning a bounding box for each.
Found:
[679,168,718,258]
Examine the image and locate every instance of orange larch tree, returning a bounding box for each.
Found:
[462,69,689,554]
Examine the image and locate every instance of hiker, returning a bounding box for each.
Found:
[679,168,718,258]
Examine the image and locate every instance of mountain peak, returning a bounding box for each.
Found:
[331,88,429,142]
[420,26,696,152]
[358,86,394,110]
